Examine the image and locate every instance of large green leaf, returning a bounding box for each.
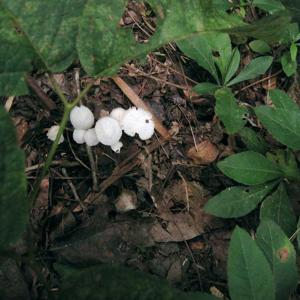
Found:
[228,226,275,300]
[268,89,299,111]
[217,151,283,185]
[56,264,217,300]
[0,8,33,96]
[193,82,220,95]
[249,40,271,54]
[0,106,28,250]
[260,183,296,236]
[215,87,247,134]
[204,182,277,218]
[239,127,268,154]
[281,0,300,24]
[256,220,298,300]
[224,48,241,84]
[255,106,300,150]
[227,56,273,86]
[1,0,86,72]
[252,0,285,13]
[0,1,294,96]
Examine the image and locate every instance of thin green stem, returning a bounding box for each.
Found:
[28,105,71,205]
[48,73,69,106]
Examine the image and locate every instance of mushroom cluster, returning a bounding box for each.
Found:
[65,105,155,153]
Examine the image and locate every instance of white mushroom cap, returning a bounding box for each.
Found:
[137,120,155,140]
[70,105,94,130]
[84,128,99,146]
[111,141,123,153]
[73,129,86,144]
[121,107,154,140]
[110,107,126,123]
[47,125,64,144]
[95,116,122,146]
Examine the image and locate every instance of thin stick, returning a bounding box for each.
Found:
[61,168,82,203]
[112,76,171,140]
[26,76,57,110]
[86,144,99,192]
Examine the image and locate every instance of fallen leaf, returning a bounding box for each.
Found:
[187,141,219,165]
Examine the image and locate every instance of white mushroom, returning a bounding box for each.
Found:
[121,107,154,140]
[84,128,99,146]
[111,141,123,153]
[110,107,126,123]
[73,129,86,144]
[47,125,64,144]
[95,116,122,146]
[70,105,94,130]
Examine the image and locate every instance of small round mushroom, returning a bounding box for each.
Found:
[111,141,123,153]
[70,105,94,130]
[47,125,64,144]
[121,107,154,140]
[73,129,86,144]
[95,116,122,146]
[110,107,126,123]
[84,128,99,146]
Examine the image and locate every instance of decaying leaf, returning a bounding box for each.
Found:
[150,180,222,242]
[187,140,219,165]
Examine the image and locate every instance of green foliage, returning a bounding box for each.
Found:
[193,83,220,95]
[255,91,300,150]
[204,182,277,218]
[226,56,273,86]
[256,220,298,300]
[0,106,28,250]
[260,183,296,236]
[252,0,285,13]
[239,127,268,153]
[249,40,271,54]
[217,151,282,185]
[55,264,217,300]
[215,88,247,134]
[228,226,275,300]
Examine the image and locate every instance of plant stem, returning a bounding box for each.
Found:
[28,105,72,206]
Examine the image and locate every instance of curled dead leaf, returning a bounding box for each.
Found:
[187,140,219,165]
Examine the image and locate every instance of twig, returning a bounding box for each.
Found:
[86,144,99,192]
[112,76,171,140]
[26,76,57,110]
[61,168,82,203]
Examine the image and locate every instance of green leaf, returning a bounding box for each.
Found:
[290,43,298,61]
[217,151,283,185]
[227,56,273,86]
[204,182,277,218]
[268,89,299,111]
[249,40,271,54]
[193,82,220,95]
[239,127,268,153]
[281,0,300,24]
[0,106,28,250]
[256,220,298,300]
[1,0,86,72]
[215,87,247,134]
[228,226,275,300]
[56,264,217,300]
[224,47,241,84]
[281,51,297,77]
[255,106,300,150]
[177,35,220,83]
[260,183,296,236]
[252,0,285,13]
[0,9,33,95]
[297,218,300,250]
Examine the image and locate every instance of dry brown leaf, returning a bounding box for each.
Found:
[150,180,222,242]
[187,140,219,165]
